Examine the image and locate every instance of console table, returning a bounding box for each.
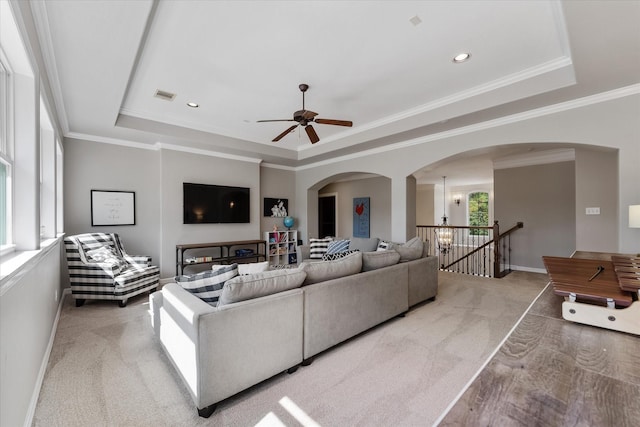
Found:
[176,239,266,275]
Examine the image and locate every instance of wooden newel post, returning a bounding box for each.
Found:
[493,220,501,278]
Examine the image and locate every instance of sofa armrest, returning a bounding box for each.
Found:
[157,283,303,410]
[408,256,438,306]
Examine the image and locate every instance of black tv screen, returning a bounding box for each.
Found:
[183,183,250,224]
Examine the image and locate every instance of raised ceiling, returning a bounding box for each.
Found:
[30,1,640,170]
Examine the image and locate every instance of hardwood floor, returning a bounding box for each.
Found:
[441,284,640,426]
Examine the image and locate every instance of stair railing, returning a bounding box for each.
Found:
[416,221,524,278]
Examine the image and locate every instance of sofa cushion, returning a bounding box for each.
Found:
[309,237,333,259]
[349,237,380,252]
[322,250,359,261]
[394,236,424,262]
[326,239,350,254]
[362,250,401,271]
[299,251,363,285]
[217,268,306,306]
[237,261,270,275]
[175,263,238,306]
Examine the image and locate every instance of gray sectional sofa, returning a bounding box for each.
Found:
[149,241,438,418]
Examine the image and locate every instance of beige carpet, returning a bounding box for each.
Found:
[33,271,548,426]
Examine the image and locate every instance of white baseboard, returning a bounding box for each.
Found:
[509,265,547,274]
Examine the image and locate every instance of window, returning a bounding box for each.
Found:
[0,59,12,248]
[468,191,489,236]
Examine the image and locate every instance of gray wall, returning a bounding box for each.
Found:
[64,139,267,278]
[494,161,576,270]
[575,148,618,252]
[260,166,296,235]
[64,138,161,267]
[158,149,261,277]
[320,175,392,240]
[416,184,434,225]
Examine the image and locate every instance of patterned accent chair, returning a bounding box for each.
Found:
[64,233,159,307]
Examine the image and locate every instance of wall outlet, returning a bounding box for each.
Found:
[586,207,600,215]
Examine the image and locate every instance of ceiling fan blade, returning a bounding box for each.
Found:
[305,124,320,144]
[273,125,298,142]
[314,118,353,127]
[257,119,296,123]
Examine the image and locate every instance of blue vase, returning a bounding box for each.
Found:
[283,216,294,230]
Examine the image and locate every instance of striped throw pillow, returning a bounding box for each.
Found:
[175,263,238,306]
[322,250,359,261]
[309,238,333,259]
[326,239,350,254]
[376,240,392,251]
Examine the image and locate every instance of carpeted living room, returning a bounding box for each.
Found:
[1,1,640,427]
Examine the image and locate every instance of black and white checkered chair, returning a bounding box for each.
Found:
[64,233,159,307]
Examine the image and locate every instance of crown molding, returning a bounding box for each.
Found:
[154,142,263,164]
[68,84,639,171]
[261,162,296,171]
[296,83,640,171]
[65,131,156,150]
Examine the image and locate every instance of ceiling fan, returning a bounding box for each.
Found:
[257,84,352,144]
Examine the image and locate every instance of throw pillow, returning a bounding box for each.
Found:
[322,249,359,261]
[175,263,238,306]
[309,237,333,259]
[85,246,127,275]
[362,250,401,271]
[394,236,424,262]
[217,269,306,307]
[326,239,350,254]
[237,261,270,275]
[376,240,392,251]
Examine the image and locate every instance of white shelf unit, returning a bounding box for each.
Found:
[265,229,298,266]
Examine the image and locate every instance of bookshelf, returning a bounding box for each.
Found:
[265,230,298,266]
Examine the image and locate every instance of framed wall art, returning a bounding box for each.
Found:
[91,190,136,226]
[353,197,370,238]
[264,198,288,217]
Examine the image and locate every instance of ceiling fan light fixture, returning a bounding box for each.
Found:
[453,52,471,63]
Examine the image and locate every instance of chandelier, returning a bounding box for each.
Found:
[436,176,454,254]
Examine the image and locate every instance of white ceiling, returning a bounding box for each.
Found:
[30,0,640,181]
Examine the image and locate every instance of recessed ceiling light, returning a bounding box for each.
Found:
[187,102,199,108]
[453,53,471,63]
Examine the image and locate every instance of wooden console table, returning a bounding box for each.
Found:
[176,239,266,275]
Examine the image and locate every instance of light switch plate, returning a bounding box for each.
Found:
[586,207,600,215]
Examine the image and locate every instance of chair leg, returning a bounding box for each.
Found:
[118,299,128,308]
[75,299,85,307]
[197,404,217,418]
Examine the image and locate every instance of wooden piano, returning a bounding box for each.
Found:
[543,253,640,335]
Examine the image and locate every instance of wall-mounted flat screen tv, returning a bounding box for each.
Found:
[183,183,250,224]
